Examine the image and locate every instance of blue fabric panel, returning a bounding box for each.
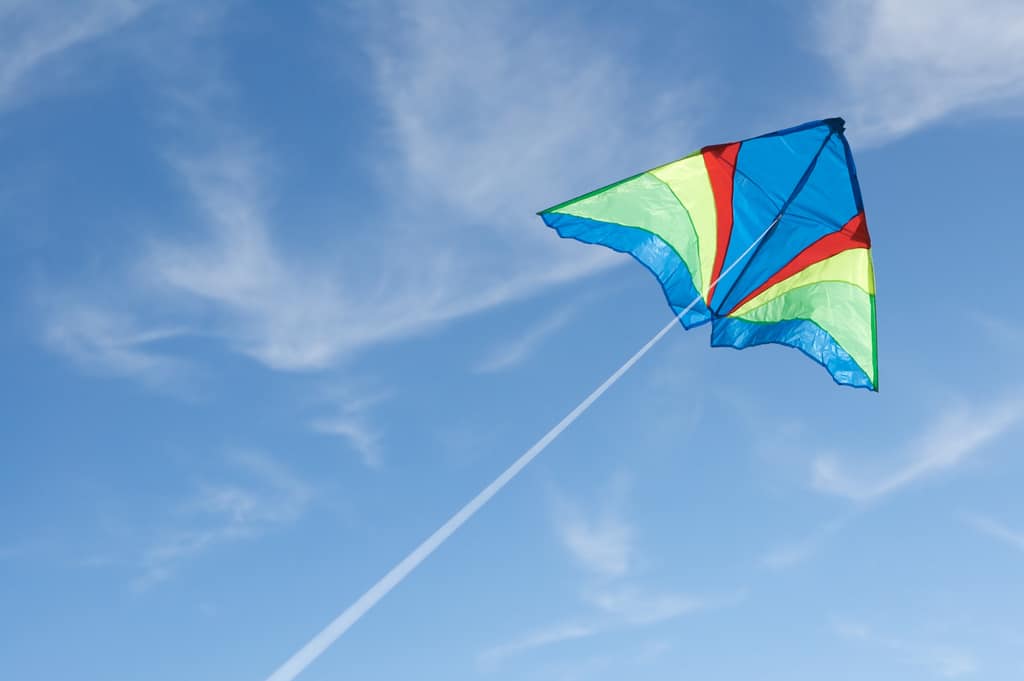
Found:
[715,133,860,313]
[711,317,874,390]
[776,132,859,228]
[542,212,712,329]
[709,122,832,312]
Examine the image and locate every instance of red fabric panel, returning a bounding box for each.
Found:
[725,211,870,315]
[702,142,741,304]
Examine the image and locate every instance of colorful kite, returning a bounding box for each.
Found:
[540,118,878,390]
[267,120,880,681]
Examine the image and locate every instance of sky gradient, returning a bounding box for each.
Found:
[3,1,1024,680]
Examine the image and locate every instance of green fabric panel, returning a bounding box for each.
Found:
[733,281,875,380]
[551,172,702,293]
[732,248,874,317]
[870,294,879,389]
[649,153,716,299]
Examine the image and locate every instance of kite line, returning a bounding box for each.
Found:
[264,211,789,681]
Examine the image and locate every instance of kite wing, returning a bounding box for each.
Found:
[539,118,877,390]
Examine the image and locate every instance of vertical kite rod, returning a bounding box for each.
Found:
[712,128,836,314]
[264,219,780,681]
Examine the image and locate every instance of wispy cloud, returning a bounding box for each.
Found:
[972,312,1024,352]
[144,0,694,367]
[480,584,736,666]
[833,617,978,678]
[135,129,618,373]
[0,0,152,108]
[759,515,849,570]
[475,306,574,374]
[815,0,1024,143]
[144,140,366,371]
[361,0,700,224]
[0,538,49,562]
[479,622,601,666]
[963,513,1024,553]
[552,479,634,579]
[481,481,742,666]
[310,388,390,468]
[41,298,189,387]
[40,1,705,381]
[812,396,1024,501]
[581,584,727,626]
[133,450,313,590]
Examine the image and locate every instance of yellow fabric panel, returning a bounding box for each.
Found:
[650,152,716,299]
[732,247,874,317]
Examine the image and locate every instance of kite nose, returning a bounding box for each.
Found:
[825,117,846,133]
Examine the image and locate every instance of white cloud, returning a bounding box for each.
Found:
[92,1,698,374]
[361,0,698,224]
[552,481,634,578]
[311,419,380,468]
[479,584,736,666]
[141,135,616,372]
[559,513,633,579]
[816,0,1024,142]
[144,141,364,371]
[759,542,815,571]
[133,450,313,590]
[582,585,715,626]
[812,396,1024,501]
[310,388,390,468]
[963,513,1024,553]
[0,0,152,107]
[39,1,706,380]
[479,622,600,666]
[833,617,978,678]
[973,312,1024,352]
[759,516,848,570]
[481,481,742,666]
[475,306,574,374]
[41,299,189,386]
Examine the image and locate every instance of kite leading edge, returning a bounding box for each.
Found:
[539,117,878,391]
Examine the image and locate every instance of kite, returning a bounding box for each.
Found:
[265,118,879,681]
[539,117,878,390]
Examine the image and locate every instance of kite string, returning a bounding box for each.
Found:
[264,222,778,681]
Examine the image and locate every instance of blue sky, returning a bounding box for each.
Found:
[3,1,1024,679]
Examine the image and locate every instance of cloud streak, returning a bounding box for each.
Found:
[478,622,601,666]
[812,396,1024,501]
[42,0,704,382]
[963,513,1024,553]
[41,299,189,387]
[759,515,850,570]
[553,486,634,579]
[816,0,1024,142]
[475,306,574,374]
[479,586,731,667]
[480,480,743,666]
[833,617,978,678]
[0,0,152,108]
[133,450,313,590]
[309,388,390,468]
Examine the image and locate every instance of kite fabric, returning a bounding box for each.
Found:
[539,117,878,391]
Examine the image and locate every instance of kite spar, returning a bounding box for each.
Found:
[265,117,877,680]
